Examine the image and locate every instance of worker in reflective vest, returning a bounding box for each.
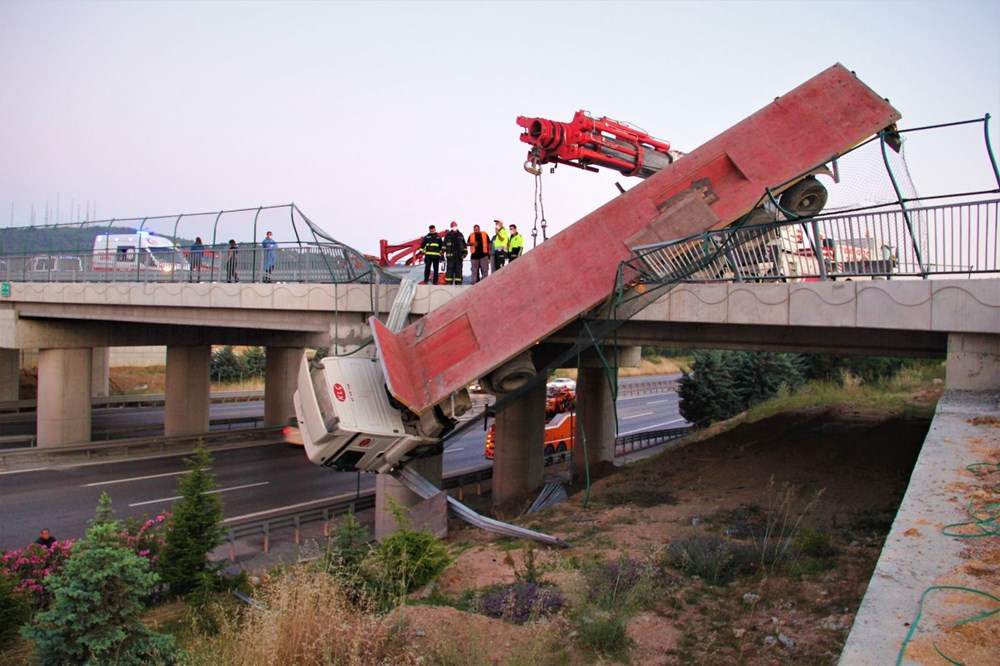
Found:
[508,224,525,261]
[443,220,467,285]
[467,224,491,283]
[492,219,510,272]
[421,224,443,284]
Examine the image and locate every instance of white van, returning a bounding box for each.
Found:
[92,232,189,274]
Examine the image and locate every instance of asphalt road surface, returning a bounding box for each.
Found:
[0,377,683,550]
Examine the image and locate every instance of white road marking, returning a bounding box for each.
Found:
[620,411,654,420]
[84,469,196,487]
[618,417,686,436]
[444,447,464,454]
[129,481,269,507]
[646,398,672,405]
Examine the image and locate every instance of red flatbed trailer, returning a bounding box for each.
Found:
[372,64,900,416]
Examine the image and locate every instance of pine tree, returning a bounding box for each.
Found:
[678,351,743,426]
[91,491,116,527]
[158,446,224,596]
[732,352,804,408]
[241,346,266,377]
[209,346,241,382]
[22,522,178,665]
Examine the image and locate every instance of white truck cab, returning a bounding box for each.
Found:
[92,231,189,274]
[294,354,470,474]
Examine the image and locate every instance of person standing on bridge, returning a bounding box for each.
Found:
[420,224,442,284]
[226,239,239,283]
[491,219,509,272]
[508,224,525,262]
[442,221,466,285]
[189,237,204,283]
[467,223,491,283]
[261,230,277,283]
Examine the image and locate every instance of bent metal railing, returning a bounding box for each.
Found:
[629,197,1000,285]
[0,202,398,285]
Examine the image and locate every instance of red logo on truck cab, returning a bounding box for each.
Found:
[333,384,346,402]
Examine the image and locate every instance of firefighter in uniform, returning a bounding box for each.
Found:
[508,224,525,261]
[421,224,443,284]
[442,220,467,285]
[491,219,510,272]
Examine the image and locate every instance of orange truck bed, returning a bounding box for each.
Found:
[372,64,900,416]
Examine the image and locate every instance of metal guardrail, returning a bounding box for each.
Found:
[617,379,677,397]
[222,424,694,557]
[630,198,1000,285]
[224,465,494,558]
[0,425,282,469]
[0,390,265,414]
[614,425,693,456]
[0,416,266,450]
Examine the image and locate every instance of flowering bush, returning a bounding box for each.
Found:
[122,512,170,567]
[0,540,74,607]
[0,512,169,609]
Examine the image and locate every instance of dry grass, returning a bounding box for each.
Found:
[185,570,417,665]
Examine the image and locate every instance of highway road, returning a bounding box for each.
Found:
[0,377,683,550]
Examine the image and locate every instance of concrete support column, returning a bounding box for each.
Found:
[573,366,617,480]
[264,347,304,426]
[1,348,19,401]
[492,381,545,509]
[91,347,110,398]
[946,333,1000,391]
[374,454,445,541]
[37,348,91,446]
[165,345,210,437]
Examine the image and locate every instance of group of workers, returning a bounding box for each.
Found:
[420,219,524,285]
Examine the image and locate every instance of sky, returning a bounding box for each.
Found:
[1,0,998,253]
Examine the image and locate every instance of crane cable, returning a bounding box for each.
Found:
[531,170,548,248]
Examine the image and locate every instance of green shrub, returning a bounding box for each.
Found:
[21,522,178,665]
[366,529,451,607]
[159,446,224,596]
[799,353,908,385]
[572,608,632,661]
[795,527,837,558]
[666,534,757,585]
[328,510,371,570]
[583,555,658,614]
[0,569,31,651]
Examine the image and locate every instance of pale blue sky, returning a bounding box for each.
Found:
[1,0,997,251]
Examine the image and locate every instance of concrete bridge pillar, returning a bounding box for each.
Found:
[573,366,617,479]
[946,333,1000,391]
[1,348,19,401]
[165,345,210,437]
[492,381,545,509]
[264,346,304,426]
[374,454,445,541]
[37,348,91,446]
[91,347,110,398]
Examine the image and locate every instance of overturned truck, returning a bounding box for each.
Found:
[295,63,901,475]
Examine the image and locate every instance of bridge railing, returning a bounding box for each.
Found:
[630,197,1000,284]
[0,241,381,284]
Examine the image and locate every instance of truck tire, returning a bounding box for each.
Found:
[779,176,828,217]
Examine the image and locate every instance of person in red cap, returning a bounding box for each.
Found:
[442,220,467,285]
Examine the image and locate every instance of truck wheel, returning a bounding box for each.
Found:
[779,176,828,217]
